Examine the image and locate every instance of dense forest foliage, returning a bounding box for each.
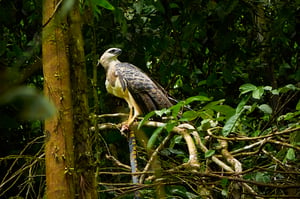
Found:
[0,0,299,198]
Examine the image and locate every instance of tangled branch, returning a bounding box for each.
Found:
[92,113,300,198]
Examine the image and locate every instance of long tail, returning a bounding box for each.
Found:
[129,130,141,198]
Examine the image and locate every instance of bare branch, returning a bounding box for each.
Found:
[207,126,300,141]
[105,154,131,170]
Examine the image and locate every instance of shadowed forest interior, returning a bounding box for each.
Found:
[0,0,299,198]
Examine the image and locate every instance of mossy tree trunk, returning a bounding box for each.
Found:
[42,0,75,198]
[68,1,97,198]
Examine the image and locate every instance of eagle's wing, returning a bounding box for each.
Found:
[115,62,173,114]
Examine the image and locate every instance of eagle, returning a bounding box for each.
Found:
[98,48,173,126]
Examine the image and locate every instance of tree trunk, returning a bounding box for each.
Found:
[68,1,97,198]
[42,0,75,198]
[255,1,280,118]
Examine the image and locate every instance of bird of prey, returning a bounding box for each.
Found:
[98,48,173,126]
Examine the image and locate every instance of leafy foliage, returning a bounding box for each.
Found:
[0,0,299,198]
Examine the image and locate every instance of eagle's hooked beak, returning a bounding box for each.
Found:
[97,48,122,67]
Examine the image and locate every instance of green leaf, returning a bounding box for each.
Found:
[202,99,225,109]
[199,119,213,131]
[222,113,240,136]
[138,111,155,129]
[252,86,264,99]
[205,150,215,158]
[185,95,211,104]
[278,111,300,121]
[168,185,187,193]
[285,84,297,90]
[210,105,235,118]
[98,0,115,10]
[168,185,187,197]
[258,104,272,115]
[220,178,229,188]
[170,3,180,8]
[133,0,143,14]
[255,172,271,183]
[222,96,249,136]
[296,99,300,111]
[169,135,182,148]
[154,108,169,117]
[170,101,184,118]
[279,84,298,93]
[88,0,114,17]
[263,86,272,91]
[271,89,280,95]
[0,86,56,120]
[173,135,182,144]
[147,125,165,150]
[198,109,214,120]
[236,95,250,113]
[286,148,295,160]
[239,83,257,95]
[181,110,198,121]
[168,148,185,156]
[166,122,177,133]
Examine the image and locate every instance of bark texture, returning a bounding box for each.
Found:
[42,0,75,198]
[68,1,97,198]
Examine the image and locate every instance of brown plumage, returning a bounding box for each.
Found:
[98,48,173,125]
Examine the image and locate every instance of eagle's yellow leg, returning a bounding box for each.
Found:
[121,106,138,132]
[127,105,134,125]
[122,93,142,129]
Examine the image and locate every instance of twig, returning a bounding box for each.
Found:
[93,113,128,119]
[267,139,300,151]
[141,121,200,167]
[139,132,173,183]
[207,126,300,141]
[140,121,236,172]
[262,149,292,168]
[91,122,121,131]
[42,0,64,28]
[218,139,261,197]
[167,170,300,189]
[219,140,242,173]
[105,154,131,170]
[98,171,154,176]
[0,136,45,186]
[177,124,200,167]
[231,138,270,154]
[0,153,45,196]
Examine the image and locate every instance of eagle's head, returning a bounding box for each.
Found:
[98,48,122,70]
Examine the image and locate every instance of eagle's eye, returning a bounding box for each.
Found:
[108,48,122,55]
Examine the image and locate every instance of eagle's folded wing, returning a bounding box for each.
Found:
[116,62,173,114]
[99,47,173,125]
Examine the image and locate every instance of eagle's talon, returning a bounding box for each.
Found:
[120,123,130,133]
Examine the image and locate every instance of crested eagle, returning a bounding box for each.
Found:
[98,48,173,126]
